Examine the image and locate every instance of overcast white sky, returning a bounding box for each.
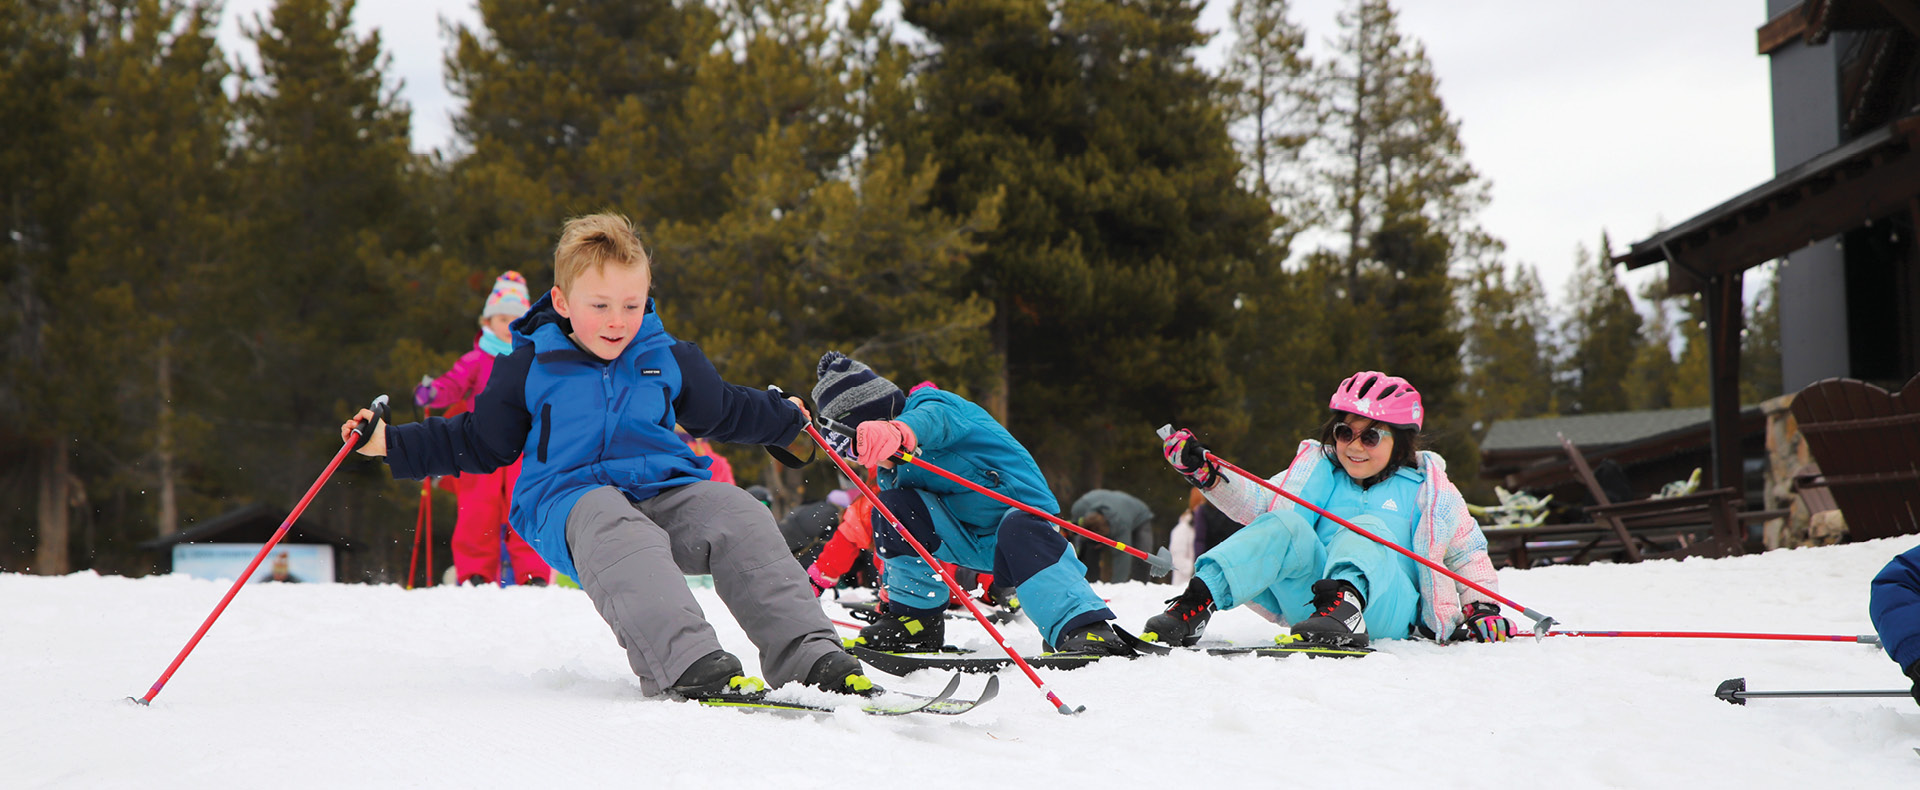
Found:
[216,0,1776,304]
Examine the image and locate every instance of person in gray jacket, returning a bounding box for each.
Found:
[1070,489,1155,584]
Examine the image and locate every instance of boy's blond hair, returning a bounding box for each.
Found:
[553,213,650,294]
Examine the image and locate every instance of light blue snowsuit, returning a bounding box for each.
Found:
[1195,453,1427,640]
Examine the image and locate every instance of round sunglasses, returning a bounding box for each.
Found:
[1333,423,1393,448]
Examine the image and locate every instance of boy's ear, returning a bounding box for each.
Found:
[550,285,570,318]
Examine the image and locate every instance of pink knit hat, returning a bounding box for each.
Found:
[481,271,531,322]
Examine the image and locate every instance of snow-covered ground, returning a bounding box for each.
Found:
[7,538,1919,788]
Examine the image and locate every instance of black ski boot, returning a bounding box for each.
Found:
[845,604,945,652]
[665,649,767,701]
[1291,579,1369,648]
[1052,620,1136,657]
[804,650,881,697]
[1141,578,1215,647]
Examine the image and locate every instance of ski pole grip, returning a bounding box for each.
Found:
[351,395,390,451]
[1156,424,1174,440]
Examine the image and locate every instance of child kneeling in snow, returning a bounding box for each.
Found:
[1143,371,1513,648]
[812,351,1130,656]
[342,214,869,702]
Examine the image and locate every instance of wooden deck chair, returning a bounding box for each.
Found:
[1558,432,1746,561]
[1788,373,1920,541]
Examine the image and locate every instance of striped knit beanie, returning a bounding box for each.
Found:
[812,351,904,457]
[481,271,532,322]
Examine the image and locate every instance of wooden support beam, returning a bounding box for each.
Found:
[1706,271,1746,497]
[1759,2,1811,54]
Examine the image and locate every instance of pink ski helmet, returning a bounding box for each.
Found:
[1329,371,1423,430]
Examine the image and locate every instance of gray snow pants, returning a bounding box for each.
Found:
[565,482,842,695]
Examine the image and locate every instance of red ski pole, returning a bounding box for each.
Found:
[1544,630,1879,644]
[804,424,1083,715]
[816,417,1173,577]
[407,407,433,589]
[1162,426,1561,638]
[131,396,389,706]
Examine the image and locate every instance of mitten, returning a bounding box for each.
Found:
[856,420,916,470]
[807,564,835,597]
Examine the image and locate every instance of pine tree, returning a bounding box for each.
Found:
[228,0,425,559]
[901,0,1277,499]
[1740,263,1782,404]
[1318,0,1490,304]
[1,0,88,572]
[63,0,232,546]
[1559,233,1643,414]
[442,0,723,284]
[640,0,1000,501]
[1624,280,1679,411]
[1366,213,1469,471]
[1222,0,1318,242]
[1669,292,1711,408]
[1460,258,1555,434]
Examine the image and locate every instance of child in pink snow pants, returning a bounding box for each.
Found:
[415,271,553,586]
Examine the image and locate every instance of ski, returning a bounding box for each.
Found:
[1124,630,1373,659]
[840,599,1021,625]
[699,673,983,716]
[850,627,1371,677]
[849,644,1116,675]
[922,674,999,715]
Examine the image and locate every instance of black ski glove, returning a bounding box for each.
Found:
[1905,661,1920,707]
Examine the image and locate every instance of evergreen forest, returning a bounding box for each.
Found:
[0,0,1781,579]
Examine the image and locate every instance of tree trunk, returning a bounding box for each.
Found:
[36,438,71,575]
[157,336,178,536]
[986,303,1010,421]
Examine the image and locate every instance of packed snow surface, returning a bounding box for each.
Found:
[7,538,1920,788]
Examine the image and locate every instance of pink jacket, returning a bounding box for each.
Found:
[426,336,497,410]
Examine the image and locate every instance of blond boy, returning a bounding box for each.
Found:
[344,214,868,700]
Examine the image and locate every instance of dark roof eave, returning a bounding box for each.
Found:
[1614,115,1920,271]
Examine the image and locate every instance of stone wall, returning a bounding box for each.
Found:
[1760,392,1847,548]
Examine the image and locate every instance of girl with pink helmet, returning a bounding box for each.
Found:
[1141,371,1511,649]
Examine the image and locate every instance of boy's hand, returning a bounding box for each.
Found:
[787,395,811,422]
[341,408,388,457]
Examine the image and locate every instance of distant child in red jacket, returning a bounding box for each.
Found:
[415,272,553,586]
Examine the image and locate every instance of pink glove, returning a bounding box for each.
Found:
[807,564,835,597]
[856,420,916,469]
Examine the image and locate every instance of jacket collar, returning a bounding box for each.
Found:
[514,294,669,364]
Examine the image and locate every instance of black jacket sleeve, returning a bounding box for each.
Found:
[671,341,806,447]
[385,345,534,480]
